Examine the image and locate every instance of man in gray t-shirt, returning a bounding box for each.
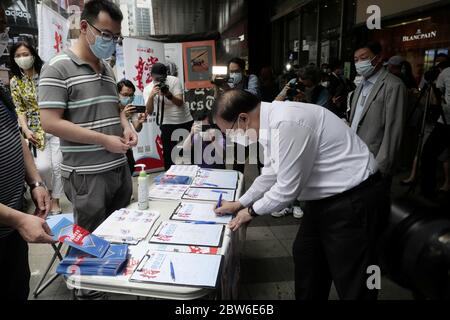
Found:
[39,1,137,232]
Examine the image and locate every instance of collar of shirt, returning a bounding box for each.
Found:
[65,49,105,74]
[364,68,382,86]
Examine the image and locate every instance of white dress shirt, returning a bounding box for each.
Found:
[351,69,382,131]
[239,101,378,215]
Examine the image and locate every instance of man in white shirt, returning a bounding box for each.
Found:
[214,89,385,300]
[144,63,193,170]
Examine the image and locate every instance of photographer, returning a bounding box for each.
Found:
[275,66,330,109]
[214,57,261,99]
[144,63,193,170]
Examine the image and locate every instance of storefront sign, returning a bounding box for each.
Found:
[402,29,437,42]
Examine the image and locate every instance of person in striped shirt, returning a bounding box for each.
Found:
[0,2,53,301]
[39,0,137,234]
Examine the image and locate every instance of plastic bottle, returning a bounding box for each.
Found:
[135,164,149,210]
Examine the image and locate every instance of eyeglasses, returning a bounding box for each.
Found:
[87,21,123,43]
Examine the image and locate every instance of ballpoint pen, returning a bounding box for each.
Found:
[170,260,176,282]
[217,193,223,208]
[190,221,217,225]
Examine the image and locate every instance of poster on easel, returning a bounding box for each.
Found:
[182,40,216,89]
[122,37,166,172]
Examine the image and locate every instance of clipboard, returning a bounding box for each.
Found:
[149,221,225,248]
[170,202,232,225]
[130,250,224,289]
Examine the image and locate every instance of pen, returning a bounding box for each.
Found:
[217,193,223,208]
[202,183,219,187]
[211,190,228,194]
[190,221,217,225]
[170,260,176,282]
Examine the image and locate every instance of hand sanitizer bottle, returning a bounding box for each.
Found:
[135,164,149,210]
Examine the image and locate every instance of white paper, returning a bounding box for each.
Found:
[148,184,190,200]
[166,165,200,177]
[130,251,222,288]
[172,202,232,224]
[150,221,224,247]
[116,243,149,280]
[148,243,220,255]
[183,188,235,202]
[93,209,160,244]
[192,170,238,189]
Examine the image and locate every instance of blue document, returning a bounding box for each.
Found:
[51,217,110,258]
[57,244,128,276]
[154,173,192,185]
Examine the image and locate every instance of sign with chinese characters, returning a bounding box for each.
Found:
[37,4,69,62]
[122,37,166,172]
[122,37,165,95]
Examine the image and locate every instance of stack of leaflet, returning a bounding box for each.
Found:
[56,244,128,276]
[51,217,128,276]
[166,165,200,177]
[148,184,190,200]
[154,173,192,185]
[93,209,160,245]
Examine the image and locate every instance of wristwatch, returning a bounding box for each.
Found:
[29,181,47,191]
[248,205,258,218]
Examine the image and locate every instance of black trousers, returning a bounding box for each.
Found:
[0,231,30,300]
[160,121,194,171]
[293,173,385,300]
[420,123,450,197]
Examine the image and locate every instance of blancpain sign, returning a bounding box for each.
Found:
[402,29,437,42]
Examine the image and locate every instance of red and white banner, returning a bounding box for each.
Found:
[37,4,69,63]
[121,37,166,172]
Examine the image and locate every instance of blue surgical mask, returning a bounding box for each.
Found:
[120,96,134,106]
[88,25,116,60]
[229,72,243,86]
[355,56,377,78]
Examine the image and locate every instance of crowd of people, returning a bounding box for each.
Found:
[0,0,449,301]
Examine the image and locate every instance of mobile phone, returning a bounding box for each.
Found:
[132,105,147,113]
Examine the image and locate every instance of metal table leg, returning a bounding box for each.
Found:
[33,243,64,298]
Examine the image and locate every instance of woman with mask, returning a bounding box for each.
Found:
[10,41,63,215]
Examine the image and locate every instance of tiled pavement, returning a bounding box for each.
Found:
[27,165,415,300]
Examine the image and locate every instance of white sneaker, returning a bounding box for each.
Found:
[271,207,293,218]
[293,206,304,219]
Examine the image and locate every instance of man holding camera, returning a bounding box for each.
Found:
[276,66,330,108]
[144,63,192,170]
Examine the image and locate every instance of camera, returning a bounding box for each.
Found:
[211,66,229,86]
[286,81,305,101]
[155,76,170,95]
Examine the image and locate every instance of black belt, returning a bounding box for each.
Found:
[308,171,382,205]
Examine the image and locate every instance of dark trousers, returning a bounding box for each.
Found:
[0,231,30,300]
[160,121,194,171]
[63,165,132,232]
[293,173,385,300]
[420,123,450,196]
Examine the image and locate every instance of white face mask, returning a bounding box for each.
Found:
[15,56,35,71]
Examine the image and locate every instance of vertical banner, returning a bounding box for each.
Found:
[164,43,185,88]
[122,37,166,172]
[122,37,165,95]
[182,40,216,89]
[37,4,69,63]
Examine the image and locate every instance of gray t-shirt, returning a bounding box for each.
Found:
[38,50,127,176]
